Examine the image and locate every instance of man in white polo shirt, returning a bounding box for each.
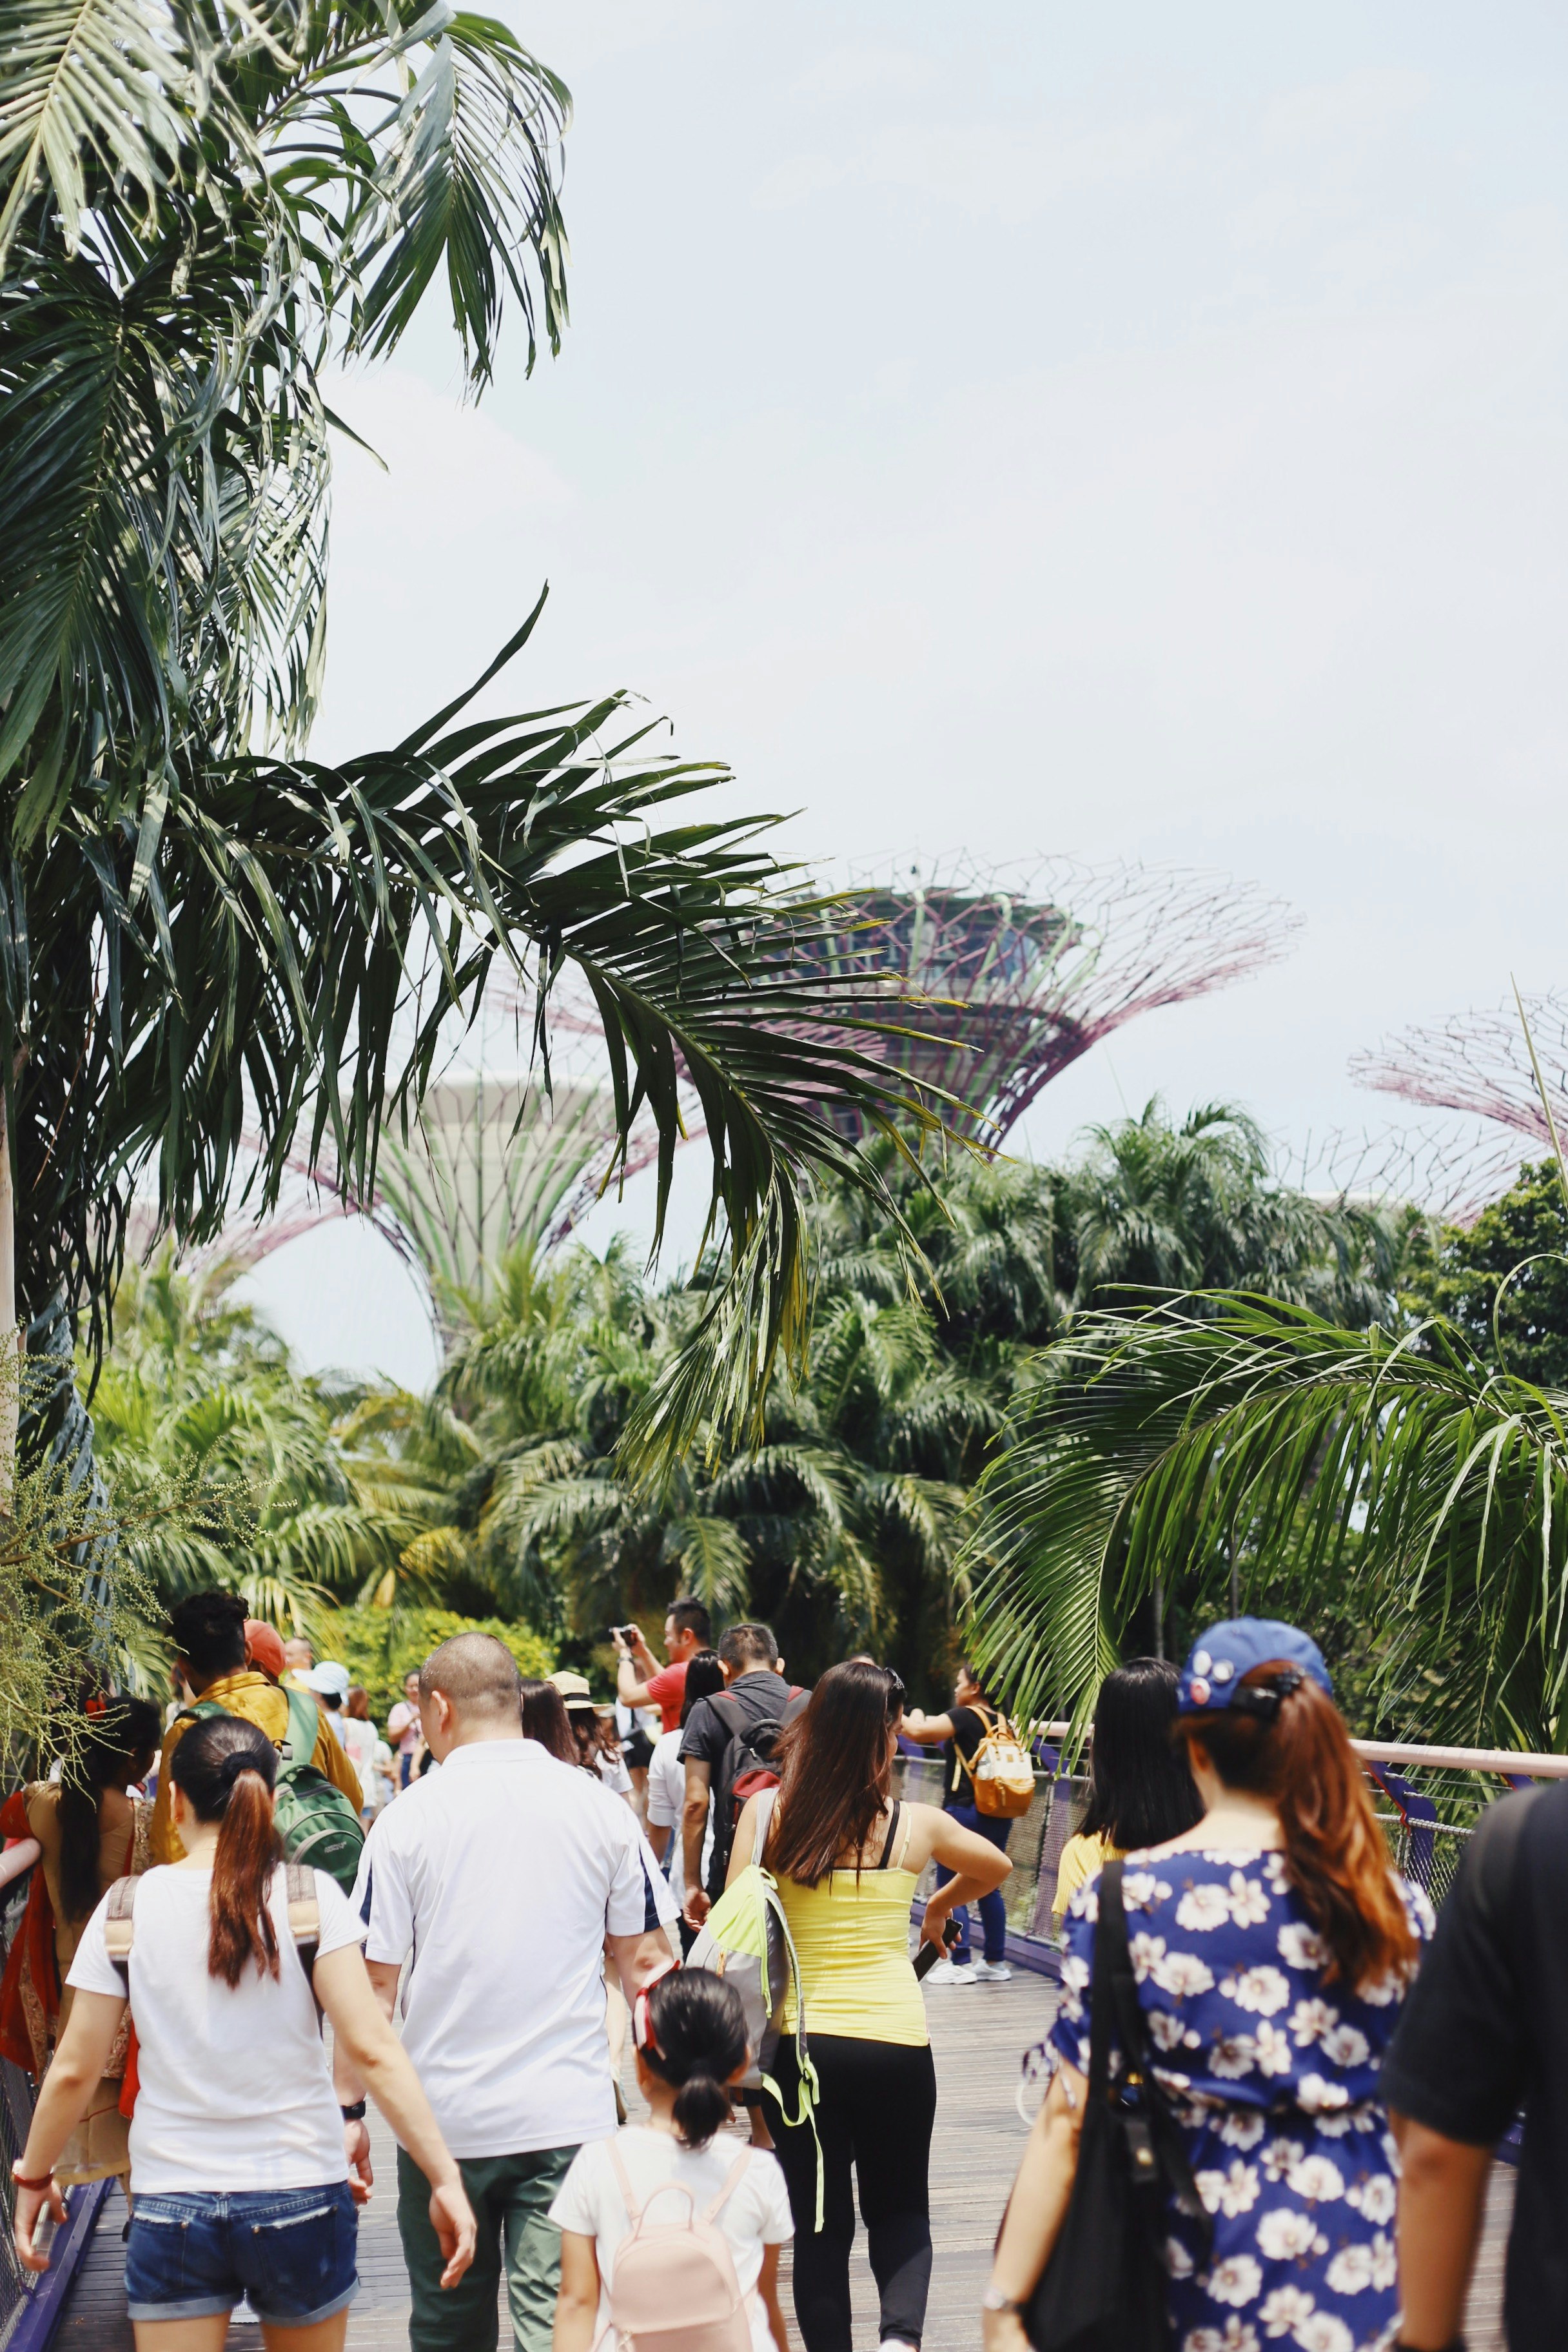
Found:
[337,1633,673,2352]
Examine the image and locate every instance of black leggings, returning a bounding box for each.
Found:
[763,2034,937,2351]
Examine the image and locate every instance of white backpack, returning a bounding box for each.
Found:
[599,2141,754,2352]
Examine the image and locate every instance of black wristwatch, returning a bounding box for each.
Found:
[340,2101,367,2122]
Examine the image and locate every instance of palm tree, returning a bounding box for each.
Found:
[92,1248,434,1628]
[963,1292,1568,1754]
[1054,1099,1407,1322]
[0,0,945,1505]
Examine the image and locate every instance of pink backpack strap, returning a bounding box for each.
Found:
[703,2145,752,2224]
[607,2137,644,2225]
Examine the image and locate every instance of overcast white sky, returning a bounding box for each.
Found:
[244,0,1568,1386]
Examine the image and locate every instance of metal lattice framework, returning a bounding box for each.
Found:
[1348,993,1568,1217]
[798,858,1298,1144]
[138,975,691,1320]
[139,860,1292,1316]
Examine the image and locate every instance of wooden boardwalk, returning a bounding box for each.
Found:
[54,1967,1512,2350]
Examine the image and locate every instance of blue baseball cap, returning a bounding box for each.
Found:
[1177,1618,1332,1714]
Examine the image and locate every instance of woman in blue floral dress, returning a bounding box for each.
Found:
[983,1620,1434,2352]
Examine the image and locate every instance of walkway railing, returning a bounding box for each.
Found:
[896,1723,1568,1962]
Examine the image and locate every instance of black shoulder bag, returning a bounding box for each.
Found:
[1025,1859,1212,2352]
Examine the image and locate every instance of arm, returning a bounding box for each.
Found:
[758,2245,789,2352]
[12,1992,125,2268]
[900,1710,956,1745]
[553,2229,602,2352]
[315,1946,475,2286]
[614,1627,662,1711]
[726,1791,765,1885]
[681,1758,713,1926]
[605,1928,679,2006]
[1389,2113,1493,2350]
[983,2063,1086,2351]
[645,1820,671,1865]
[917,1806,1012,1952]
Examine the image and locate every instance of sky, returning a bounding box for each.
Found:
[244,0,1568,1387]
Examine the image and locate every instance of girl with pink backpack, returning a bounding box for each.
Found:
[551,1969,792,2352]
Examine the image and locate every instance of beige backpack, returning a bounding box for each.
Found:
[600,2142,754,2352]
[958,1709,1035,1819]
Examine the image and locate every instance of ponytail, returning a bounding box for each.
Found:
[638,1969,748,2150]
[169,1715,286,1986]
[1175,1663,1418,1992]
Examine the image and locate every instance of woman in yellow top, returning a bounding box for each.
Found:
[1049,1657,1203,1928]
[727,1660,1011,2352]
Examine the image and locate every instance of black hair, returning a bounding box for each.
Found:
[718,1622,778,1674]
[667,1596,712,1643]
[1078,1658,1204,1851]
[168,1715,284,1986]
[679,1650,726,1729]
[169,1591,248,1681]
[57,1698,162,1924]
[641,1968,748,2149]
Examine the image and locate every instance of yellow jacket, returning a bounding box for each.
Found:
[151,1669,364,1864]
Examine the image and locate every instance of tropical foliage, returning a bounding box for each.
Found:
[90,1248,443,1631]
[965,1252,1568,1756]
[298,1101,1412,1693]
[317,1604,552,1723]
[0,0,949,1516]
[1399,1160,1568,1387]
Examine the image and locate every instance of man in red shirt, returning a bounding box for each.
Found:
[613,1597,712,1734]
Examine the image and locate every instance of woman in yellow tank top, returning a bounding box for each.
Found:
[727,1660,1012,2352]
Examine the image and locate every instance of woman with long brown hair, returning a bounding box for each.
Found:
[0,1697,160,2186]
[983,1619,1434,2352]
[726,1658,1012,2352]
[10,1714,476,2344]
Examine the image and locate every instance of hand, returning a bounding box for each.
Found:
[344,2119,374,2205]
[919,1899,952,1955]
[683,1887,711,1930]
[13,2176,66,2274]
[611,1629,631,1657]
[905,1707,928,1729]
[429,2177,478,2289]
[981,2306,1031,2352]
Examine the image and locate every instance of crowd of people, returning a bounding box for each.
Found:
[1,1593,1560,2352]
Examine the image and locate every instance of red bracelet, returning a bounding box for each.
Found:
[11,2165,53,2191]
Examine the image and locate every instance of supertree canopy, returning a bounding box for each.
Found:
[1351,992,1568,1150]
[799,858,1297,1144]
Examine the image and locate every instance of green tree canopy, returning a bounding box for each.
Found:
[1400,1160,1568,1387]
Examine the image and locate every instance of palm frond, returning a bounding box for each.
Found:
[964,1294,1568,1750]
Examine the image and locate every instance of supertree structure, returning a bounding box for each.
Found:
[144,860,1290,1315]
[147,975,694,1329]
[1351,993,1568,1150]
[796,858,1297,1144]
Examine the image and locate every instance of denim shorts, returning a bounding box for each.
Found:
[125,2182,358,2324]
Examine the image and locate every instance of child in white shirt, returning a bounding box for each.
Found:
[550,1968,792,2352]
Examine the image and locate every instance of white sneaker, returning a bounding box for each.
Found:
[971,1959,1013,1981]
[922,1958,977,1984]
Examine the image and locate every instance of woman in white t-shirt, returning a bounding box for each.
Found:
[551,1968,792,2352]
[10,1712,476,2342]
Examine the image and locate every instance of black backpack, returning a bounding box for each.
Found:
[705,1685,809,1895]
